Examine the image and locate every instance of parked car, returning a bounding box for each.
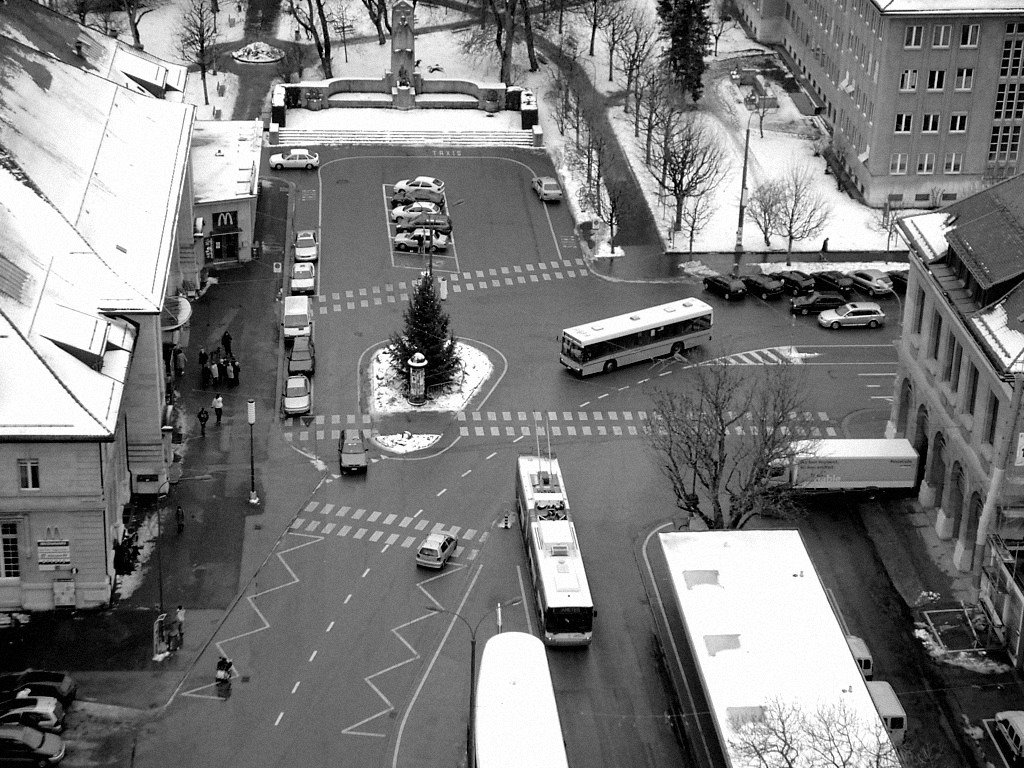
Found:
[392,176,445,204]
[0,698,65,733]
[818,302,886,329]
[287,336,315,376]
[790,291,847,315]
[888,270,909,293]
[702,274,747,301]
[776,270,816,296]
[415,533,458,569]
[0,724,65,766]
[282,375,312,415]
[289,263,316,295]
[391,201,444,227]
[848,269,893,296]
[393,229,450,252]
[268,148,319,171]
[531,176,563,201]
[0,673,76,707]
[741,273,785,300]
[293,230,319,262]
[338,429,368,474]
[812,270,855,296]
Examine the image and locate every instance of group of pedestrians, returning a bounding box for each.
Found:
[198,331,241,389]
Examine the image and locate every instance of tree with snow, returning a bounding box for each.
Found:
[388,273,462,393]
[771,163,833,254]
[178,0,218,106]
[657,0,711,101]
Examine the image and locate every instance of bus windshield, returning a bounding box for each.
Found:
[544,606,593,635]
[561,335,583,362]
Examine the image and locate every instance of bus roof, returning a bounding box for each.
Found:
[517,455,570,516]
[531,520,593,609]
[658,530,895,768]
[475,632,569,768]
[562,298,713,346]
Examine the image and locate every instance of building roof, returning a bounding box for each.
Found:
[190,120,262,204]
[0,38,194,313]
[873,0,1024,14]
[0,0,187,99]
[943,176,1024,290]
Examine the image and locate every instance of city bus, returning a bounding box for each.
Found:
[515,454,594,646]
[559,298,714,376]
[474,632,569,768]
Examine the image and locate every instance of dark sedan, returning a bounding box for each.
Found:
[813,270,855,296]
[741,274,785,300]
[888,270,909,293]
[0,672,76,707]
[790,291,847,315]
[703,274,747,301]
[776,270,815,296]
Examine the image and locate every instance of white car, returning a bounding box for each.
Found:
[294,230,319,262]
[531,176,563,201]
[393,229,450,252]
[269,148,320,170]
[391,201,443,226]
[415,533,458,569]
[290,262,315,295]
[282,375,311,415]
[392,176,445,204]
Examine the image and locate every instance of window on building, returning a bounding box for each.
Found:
[1002,38,1024,78]
[895,113,913,133]
[941,334,956,381]
[950,344,963,392]
[889,153,909,175]
[987,393,1000,445]
[899,69,918,91]
[949,113,968,133]
[944,152,963,173]
[927,70,946,91]
[955,67,974,91]
[960,23,980,47]
[922,113,940,133]
[966,365,979,415]
[929,312,943,359]
[917,153,935,174]
[0,522,19,578]
[17,459,39,490]
[989,125,1022,162]
[994,83,1024,120]
[932,24,951,47]
[911,288,925,333]
[905,25,923,48]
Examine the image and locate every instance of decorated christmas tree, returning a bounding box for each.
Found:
[388,272,461,393]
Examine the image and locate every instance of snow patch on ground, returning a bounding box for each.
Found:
[914,627,1013,674]
[775,346,820,362]
[369,341,493,416]
[373,432,442,453]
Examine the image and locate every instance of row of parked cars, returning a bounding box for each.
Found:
[703,268,907,329]
[0,669,77,765]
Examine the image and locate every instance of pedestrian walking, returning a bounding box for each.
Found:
[213,394,224,425]
[176,605,185,643]
[821,237,829,253]
[201,363,211,389]
[176,505,185,534]
[225,358,236,387]
[173,347,187,378]
[197,406,209,436]
[198,346,208,368]
[221,330,233,358]
[231,357,241,386]
[164,613,181,651]
[210,359,221,387]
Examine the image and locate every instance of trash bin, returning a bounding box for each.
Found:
[505,86,523,111]
[439,276,448,300]
[521,106,538,130]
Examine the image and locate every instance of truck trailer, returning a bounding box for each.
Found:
[769,438,919,492]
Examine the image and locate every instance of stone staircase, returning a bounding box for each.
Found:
[275,128,536,147]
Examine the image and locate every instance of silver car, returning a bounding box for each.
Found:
[415,533,458,569]
[392,176,445,204]
[531,176,563,201]
[293,230,319,262]
[847,269,893,296]
[818,302,886,329]
[268,148,320,170]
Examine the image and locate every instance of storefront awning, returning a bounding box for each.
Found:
[160,295,192,333]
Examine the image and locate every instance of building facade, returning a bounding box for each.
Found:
[891,175,1024,665]
[734,0,1024,207]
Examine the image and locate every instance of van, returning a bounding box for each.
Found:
[996,711,1024,757]
[846,635,874,679]
[866,681,906,746]
[283,296,311,340]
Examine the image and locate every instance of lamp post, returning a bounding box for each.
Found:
[247,398,259,505]
[427,598,523,768]
[733,111,758,270]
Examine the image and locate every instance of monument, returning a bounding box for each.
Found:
[390,0,416,110]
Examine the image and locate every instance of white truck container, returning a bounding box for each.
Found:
[768,438,918,492]
[866,680,907,745]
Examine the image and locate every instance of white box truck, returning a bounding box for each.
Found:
[768,438,918,493]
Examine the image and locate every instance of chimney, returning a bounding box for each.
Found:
[74,40,84,58]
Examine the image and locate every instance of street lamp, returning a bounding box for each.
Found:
[733,111,758,269]
[247,398,259,505]
[426,598,523,768]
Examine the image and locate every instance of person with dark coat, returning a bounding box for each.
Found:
[197,407,209,436]
[173,347,187,378]
[222,330,233,358]
[231,358,241,386]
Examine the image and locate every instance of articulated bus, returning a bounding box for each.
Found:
[559,298,714,376]
[474,632,569,768]
[515,455,594,646]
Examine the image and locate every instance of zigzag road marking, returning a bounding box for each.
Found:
[180,533,323,700]
[342,564,467,737]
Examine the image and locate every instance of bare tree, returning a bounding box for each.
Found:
[178,0,218,105]
[92,7,126,37]
[650,113,729,232]
[754,96,775,138]
[772,163,832,253]
[357,0,391,45]
[647,361,810,530]
[600,3,635,82]
[289,0,336,76]
[635,60,673,144]
[747,180,784,248]
[707,0,737,56]
[728,698,805,768]
[58,0,101,25]
[577,0,618,56]
[483,0,521,83]
[679,193,716,252]
[120,0,166,50]
[613,8,657,114]
[521,0,540,72]
[276,41,307,82]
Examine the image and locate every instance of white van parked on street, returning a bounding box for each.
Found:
[866,681,906,745]
[283,295,311,340]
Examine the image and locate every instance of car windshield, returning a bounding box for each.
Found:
[286,381,307,397]
[291,349,311,361]
[543,181,559,191]
[343,438,362,454]
[297,235,315,247]
[835,306,854,317]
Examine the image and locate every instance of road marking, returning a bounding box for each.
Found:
[326,621,335,632]
[361,568,370,578]
[858,372,896,376]
[461,469,472,477]
[486,452,497,460]
[618,386,629,391]
[638,378,650,383]
[437,488,447,497]
[579,400,590,407]
[598,393,608,399]
[381,544,390,553]
[345,594,352,604]
[275,712,284,726]
[659,370,672,377]
[292,682,300,694]
[415,509,423,517]
[513,435,525,443]
[309,651,317,662]
[866,384,881,388]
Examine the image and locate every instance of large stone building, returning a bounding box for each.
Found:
[892,174,1024,664]
[734,0,1024,207]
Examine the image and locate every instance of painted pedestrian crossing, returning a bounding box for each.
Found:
[289,500,486,563]
[309,258,590,313]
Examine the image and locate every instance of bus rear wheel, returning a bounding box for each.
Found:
[603,360,617,373]
[670,342,684,356]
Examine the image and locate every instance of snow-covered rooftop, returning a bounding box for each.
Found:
[191,120,262,204]
[872,0,1024,13]
[898,211,951,264]
[0,37,194,312]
